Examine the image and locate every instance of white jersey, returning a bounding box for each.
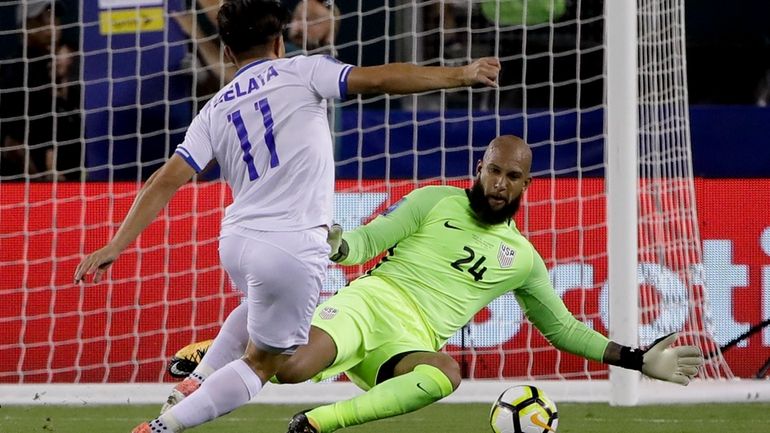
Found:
[175,55,353,231]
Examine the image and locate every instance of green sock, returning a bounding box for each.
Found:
[307,364,454,433]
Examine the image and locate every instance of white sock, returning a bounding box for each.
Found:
[164,359,262,429]
[192,302,249,383]
[148,415,182,433]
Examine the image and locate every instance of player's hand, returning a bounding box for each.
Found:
[462,57,501,88]
[641,333,703,386]
[327,223,347,262]
[74,244,121,284]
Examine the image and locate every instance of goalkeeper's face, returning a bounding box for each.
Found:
[470,136,532,224]
[469,179,523,225]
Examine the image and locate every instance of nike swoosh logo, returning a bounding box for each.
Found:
[169,363,189,377]
[443,221,462,230]
[529,413,555,432]
[416,382,431,395]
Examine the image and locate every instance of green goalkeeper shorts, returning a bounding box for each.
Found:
[310,275,436,390]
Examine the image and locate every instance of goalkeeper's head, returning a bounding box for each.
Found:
[469,135,533,225]
[218,0,292,64]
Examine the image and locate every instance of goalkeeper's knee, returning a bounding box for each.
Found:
[412,364,457,401]
[402,354,462,392]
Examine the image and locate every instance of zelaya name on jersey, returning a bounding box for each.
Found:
[174,55,353,232]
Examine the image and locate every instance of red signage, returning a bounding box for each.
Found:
[1,179,768,383]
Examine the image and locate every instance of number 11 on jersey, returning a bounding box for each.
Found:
[228,97,280,181]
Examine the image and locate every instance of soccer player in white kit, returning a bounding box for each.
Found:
[73,1,500,431]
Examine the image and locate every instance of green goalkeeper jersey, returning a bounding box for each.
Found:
[340,185,609,362]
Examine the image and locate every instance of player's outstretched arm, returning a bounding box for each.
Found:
[346,57,500,95]
[603,333,703,386]
[74,155,195,284]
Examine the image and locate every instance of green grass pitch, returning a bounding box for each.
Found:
[2,402,768,433]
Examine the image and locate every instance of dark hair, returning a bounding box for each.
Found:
[217,0,291,55]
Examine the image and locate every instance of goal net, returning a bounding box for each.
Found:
[1,0,764,405]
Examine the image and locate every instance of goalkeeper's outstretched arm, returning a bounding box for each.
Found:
[518,248,704,386]
[520,283,703,385]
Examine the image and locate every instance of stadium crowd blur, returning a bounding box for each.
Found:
[0,0,768,181]
[171,0,340,104]
[0,1,80,180]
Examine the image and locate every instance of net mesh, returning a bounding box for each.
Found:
[0,0,732,386]
[636,0,730,378]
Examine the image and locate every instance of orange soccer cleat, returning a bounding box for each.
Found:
[160,378,201,414]
[130,422,151,433]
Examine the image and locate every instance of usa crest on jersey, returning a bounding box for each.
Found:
[498,243,516,268]
[319,306,338,320]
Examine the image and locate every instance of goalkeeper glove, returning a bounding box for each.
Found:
[167,339,213,379]
[620,332,703,386]
[328,223,348,262]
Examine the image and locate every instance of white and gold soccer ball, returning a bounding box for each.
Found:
[489,385,559,433]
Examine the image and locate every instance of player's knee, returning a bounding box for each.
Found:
[241,343,293,382]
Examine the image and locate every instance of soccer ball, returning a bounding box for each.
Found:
[489,385,558,433]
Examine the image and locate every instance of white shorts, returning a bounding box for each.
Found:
[219,225,329,353]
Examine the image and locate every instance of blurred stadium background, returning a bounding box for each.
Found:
[1,0,769,414]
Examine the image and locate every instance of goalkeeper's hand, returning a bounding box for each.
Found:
[167,339,213,379]
[640,333,703,386]
[327,223,348,262]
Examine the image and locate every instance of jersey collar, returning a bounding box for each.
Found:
[234,58,272,79]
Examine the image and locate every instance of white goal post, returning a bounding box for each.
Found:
[605,0,640,406]
[2,0,769,406]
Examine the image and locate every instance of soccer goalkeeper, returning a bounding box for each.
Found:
[170,135,703,433]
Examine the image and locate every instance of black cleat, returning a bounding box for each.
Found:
[287,411,318,433]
